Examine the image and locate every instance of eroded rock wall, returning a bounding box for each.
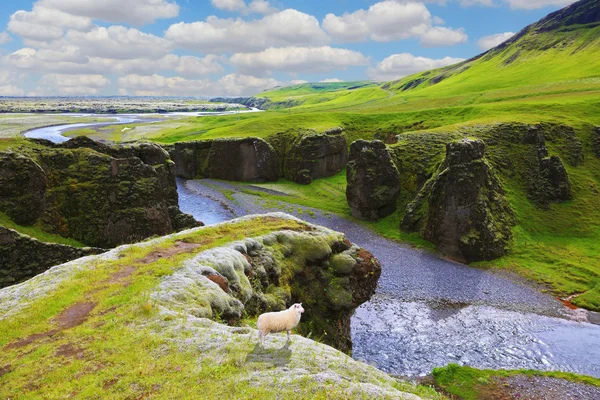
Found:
[0,137,198,248]
[0,226,104,288]
[346,140,400,220]
[401,139,515,263]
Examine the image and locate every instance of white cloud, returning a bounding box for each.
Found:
[33,73,110,95]
[165,9,329,53]
[323,1,467,47]
[8,5,93,42]
[0,32,13,44]
[211,0,246,12]
[230,46,368,74]
[505,0,575,9]
[459,0,494,6]
[211,0,279,15]
[289,80,308,85]
[320,78,343,83]
[118,73,281,96]
[323,1,431,43]
[433,16,445,25]
[174,55,225,78]
[65,26,171,60]
[38,0,179,25]
[420,27,468,47]
[0,70,26,96]
[477,32,515,50]
[368,53,465,81]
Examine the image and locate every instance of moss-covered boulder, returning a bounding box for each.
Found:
[0,152,47,226]
[0,226,104,288]
[205,137,279,182]
[283,131,348,184]
[0,138,198,248]
[402,139,514,263]
[163,140,212,179]
[346,140,401,220]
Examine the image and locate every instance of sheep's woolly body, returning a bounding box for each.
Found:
[257,303,304,345]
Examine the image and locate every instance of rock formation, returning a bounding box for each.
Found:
[593,126,600,158]
[205,138,279,182]
[283,129,348,184]
[0,227,104,288]
[401,139,514,263]
[164,129,349,184]
[0,137,198,248]
[346,140,400,220]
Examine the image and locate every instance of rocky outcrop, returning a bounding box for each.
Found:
[283,130,348,184]
[0,226,104,288]
[346,140,400,220]
[0,137,198,248]
[0,152,47,226]
[165,129,349,184]
[205,138,279,182]
[593,126,600,158]
[402,139,514,263]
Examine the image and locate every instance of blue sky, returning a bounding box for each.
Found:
[0,0,576,96]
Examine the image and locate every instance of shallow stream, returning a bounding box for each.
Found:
[24,115,600,379]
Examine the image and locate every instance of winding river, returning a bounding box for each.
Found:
[23,115,600,379]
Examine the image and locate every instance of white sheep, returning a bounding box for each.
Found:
[257,303,305,346]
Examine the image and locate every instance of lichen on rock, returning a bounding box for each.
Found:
[401,139,515,263]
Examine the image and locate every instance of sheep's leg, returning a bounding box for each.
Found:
[258,331,264,346]
[286,330,291,342]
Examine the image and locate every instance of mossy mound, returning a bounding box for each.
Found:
[0,214,434,399]
[0,137,197,248]
[401,139,515,262]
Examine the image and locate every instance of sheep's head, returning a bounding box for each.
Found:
[291,303,304,314]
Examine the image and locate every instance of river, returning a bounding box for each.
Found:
[23,115,600,379]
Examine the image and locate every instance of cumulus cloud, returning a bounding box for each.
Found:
[211,0,279,15]
[33,73,110,95]
[323,1,467,47]
[37,0,179,25]
[320,78,343,83]
[230,46,368,74]
[420,27,468,47]
[477,32,515,50]
[505,0,575,9]
[0,70,26,96]
[0,32,13,44]
[165,9,329,53]
[368,53,465,81]
[118,73,281,96]
[8,5,93,42]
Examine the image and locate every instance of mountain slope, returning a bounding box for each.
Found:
[385,0,600,96]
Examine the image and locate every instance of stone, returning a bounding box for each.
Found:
[539,155,572,201]
[0,226,104,288]
[346,140,400,221]
[0,152,47,226]
[205,138,279,182]
[284,133,348,184]
[401,139,515,263]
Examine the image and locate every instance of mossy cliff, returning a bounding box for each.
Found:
[163,128,348,184]
[0,214,435,399]
[401,139,514,263]
[346,140,400,220]
[0,226,104,288]
[0,137,197,248]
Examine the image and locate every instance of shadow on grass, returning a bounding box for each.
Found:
[245,341,292,367]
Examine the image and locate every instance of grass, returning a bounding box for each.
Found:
[432,364,600,400]
[0,211,86,247]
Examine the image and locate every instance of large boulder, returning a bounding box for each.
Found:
[346,140,400,220]
[284,132,348,184]
[0,152,47,226]
[205,138,279,182]
[0,226,104,288]
[401,139,514,263]
[1,137,198,248]
[163,140,212,179]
